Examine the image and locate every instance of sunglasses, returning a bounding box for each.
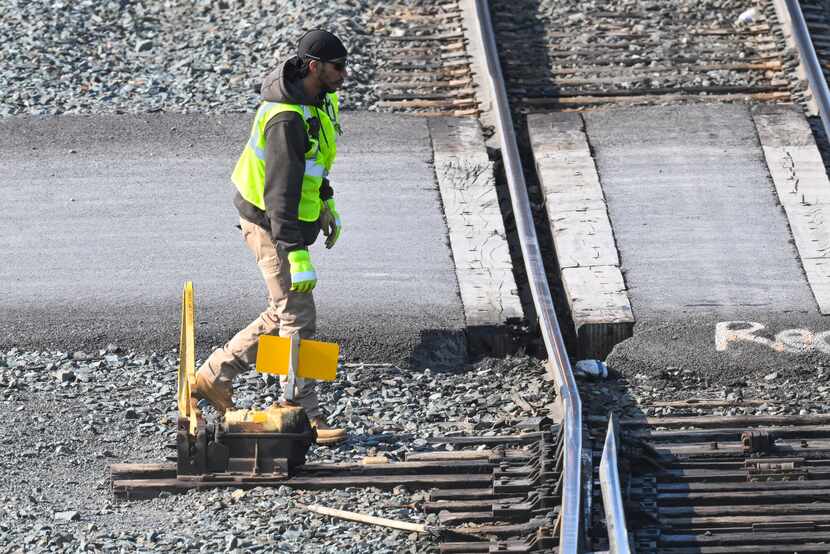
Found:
[306,55,347,71]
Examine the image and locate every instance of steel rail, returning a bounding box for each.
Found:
[784,0,830,138]
[599,414,631,554]
[470,0,584,551]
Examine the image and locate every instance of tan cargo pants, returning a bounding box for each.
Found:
[196,217,320,418]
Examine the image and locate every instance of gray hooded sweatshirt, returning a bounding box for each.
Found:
[234,56,334,252]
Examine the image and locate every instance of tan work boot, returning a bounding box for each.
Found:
[310,416,346,445]
[191,373,234,413]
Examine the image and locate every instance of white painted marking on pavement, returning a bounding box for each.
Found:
[716,321,830,354]
[716,321,778,352]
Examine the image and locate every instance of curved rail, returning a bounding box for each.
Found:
[470,0,584,551]
[784,0,830,138]
[599,414,631,554]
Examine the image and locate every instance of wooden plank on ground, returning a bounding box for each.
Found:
[536,155,607,213]
[561,266,634,359]
[527,112,633,359]
[113,472,496,497]
[752,104,830,314]
[560,266,631,323]
[551,209,620,267]
[429,117,523,347]
[110,463,176,480]
[589,413,830,428]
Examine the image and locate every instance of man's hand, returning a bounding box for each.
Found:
[319,199,342,249]
[287,249,317,293]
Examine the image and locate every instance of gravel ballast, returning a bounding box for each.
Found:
[0,0,430,116]
[0,348,553,553]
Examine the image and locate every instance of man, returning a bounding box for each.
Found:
[192,30,348,445]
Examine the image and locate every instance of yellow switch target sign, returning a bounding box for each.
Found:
[256,335,339,381]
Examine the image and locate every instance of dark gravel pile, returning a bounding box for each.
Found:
[0,0,420,116]
[0,347,552,553]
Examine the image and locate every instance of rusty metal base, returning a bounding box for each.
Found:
[176,404,315,480]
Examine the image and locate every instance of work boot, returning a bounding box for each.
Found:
[310,416,347,445]
[191,373,234,413]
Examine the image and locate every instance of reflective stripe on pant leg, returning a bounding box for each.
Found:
[279,374,321,419]
[273,243,320,417]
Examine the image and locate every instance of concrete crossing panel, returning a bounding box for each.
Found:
[583,104,816,318]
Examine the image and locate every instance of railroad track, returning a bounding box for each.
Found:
[462,1,830,553]
[490,0,801,112]
[587,410,830,553]
[113,2,830,552]
[112,423,555,492]
[113,2,582,553]
[803,0,830,88]
[369,1,825,117]
[372,2,479,116]
[113,423,565,553]
[367,1,830,552]
[377,1,830,551]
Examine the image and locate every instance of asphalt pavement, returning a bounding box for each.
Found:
[0,112,466,368]
[583,104,830,383]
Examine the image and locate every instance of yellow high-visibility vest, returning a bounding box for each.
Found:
[232,92,340,222]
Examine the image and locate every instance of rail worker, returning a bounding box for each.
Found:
[192,29,348,446]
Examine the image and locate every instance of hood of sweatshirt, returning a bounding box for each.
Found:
[260,56,321,106]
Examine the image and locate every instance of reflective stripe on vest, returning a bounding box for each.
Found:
[231,94,339,221]
[245,103,329,179]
